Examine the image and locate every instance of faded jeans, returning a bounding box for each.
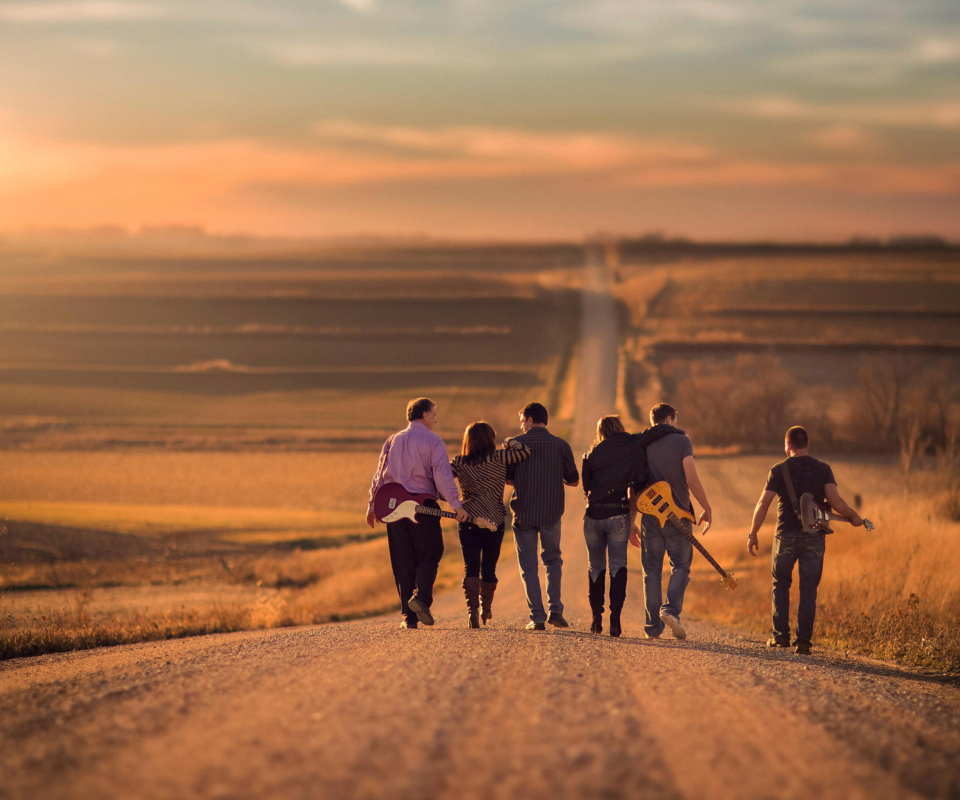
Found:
[514,522,563,624]
[640,514,692,637]
[771,534,826,646]
[583,514,629,580]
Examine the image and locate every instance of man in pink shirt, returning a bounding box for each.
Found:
[367,397,467,628]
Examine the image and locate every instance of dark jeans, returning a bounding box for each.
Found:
[772,534,826,646]
[386,500,444,624]
[458,521,505,583]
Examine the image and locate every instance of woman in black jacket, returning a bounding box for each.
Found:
[581,415,644,636]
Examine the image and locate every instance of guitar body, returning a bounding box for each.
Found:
[373,483,496,531]
[800,493,875,533]
[635,481,738,591]
[374,483,436,524]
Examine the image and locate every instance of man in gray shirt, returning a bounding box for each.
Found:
[506,402,580,631]
[629,402,713,640]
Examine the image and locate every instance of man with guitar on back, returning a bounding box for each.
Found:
[747,425,863,654]
[629,403,714,640]
[367,398,468,629]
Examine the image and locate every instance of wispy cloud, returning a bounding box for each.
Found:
[728,95,960,129]
[0,1,166,23]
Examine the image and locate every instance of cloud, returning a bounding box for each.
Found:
[730,95,960,129]
[808,125,879,152]
[0,1,166,22]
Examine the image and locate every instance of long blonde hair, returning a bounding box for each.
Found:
[591,415,625,450]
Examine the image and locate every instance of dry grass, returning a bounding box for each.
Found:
[679,494,960,674]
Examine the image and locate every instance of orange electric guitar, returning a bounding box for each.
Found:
[635,481,738,591]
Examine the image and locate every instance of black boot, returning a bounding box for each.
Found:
[463,577,481,629]
[609,567,627,638]
[588,569,606,634]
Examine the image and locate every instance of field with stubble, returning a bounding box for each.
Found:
[0,243,578,658]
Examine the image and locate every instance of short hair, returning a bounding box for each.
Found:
[650,403,677,425]
[407,397,435,421]
[521,402,549,425]
[461,421,497,465]
[785,426,809,449]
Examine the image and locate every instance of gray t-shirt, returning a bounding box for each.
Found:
[645,433,694,512]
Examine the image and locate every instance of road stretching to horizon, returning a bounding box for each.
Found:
[1,249,959,800]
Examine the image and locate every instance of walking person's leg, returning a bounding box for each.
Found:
[540,522,566,626]
[607,515,629,638]
[661,522,693,639]
[770,536,799,647]
[794,535,826,653]
[386,520,419,627]
[478,525,505,625]
[514,526,547,626]
[407,501,443,626]
[640,516,666,638]
[459,521,483,628]
[584,516,607,634]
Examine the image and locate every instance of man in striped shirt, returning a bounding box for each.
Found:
[506,402,580,630]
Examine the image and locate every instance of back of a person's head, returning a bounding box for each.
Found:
[649,402,677,425]
[521,402,549,425]
[786,425,809,450]
[407,397,435,421]
[592,415,625,450]
[461,421,497,464]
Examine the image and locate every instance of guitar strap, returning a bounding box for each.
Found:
[779,462,804,530]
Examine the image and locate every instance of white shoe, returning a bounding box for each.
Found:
[660,611,686,640]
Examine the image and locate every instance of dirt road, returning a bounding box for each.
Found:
[2,249,959,800]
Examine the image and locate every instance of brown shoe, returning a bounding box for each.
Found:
[767,637,790,648]
[479,581,497,625]
[547,612,569,628]
[407,596,434,626]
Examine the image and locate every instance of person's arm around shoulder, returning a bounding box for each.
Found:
[562,441,580,487]
[431,436,469,522]
[747,489,776,556]
[824,484,863,527]
[682,454,712,532]
[500,437,531,465]
[366,435,393,529]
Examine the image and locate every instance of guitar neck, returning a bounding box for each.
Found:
[415,504,476,525]
[667,513,729,579]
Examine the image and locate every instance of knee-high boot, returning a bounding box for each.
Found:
[609,567,627,637]
[463,577,481,629]
[479,581,497,625]
[588,569,606,634]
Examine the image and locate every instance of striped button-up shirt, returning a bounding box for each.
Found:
[368,421,462,512]
[506,426,579,529]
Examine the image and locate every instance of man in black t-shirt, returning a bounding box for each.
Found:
[747,426,862,654]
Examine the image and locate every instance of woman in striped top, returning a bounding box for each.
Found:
[451,422,531,628]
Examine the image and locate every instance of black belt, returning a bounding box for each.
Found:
[588,502,628,510]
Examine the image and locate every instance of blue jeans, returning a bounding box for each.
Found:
[772,534,826,646]
[640,514,692,637]
[583,514,629,580]
[514,522,563,624]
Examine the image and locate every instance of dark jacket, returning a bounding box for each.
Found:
[582,433,645,519]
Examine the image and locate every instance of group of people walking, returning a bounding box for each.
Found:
[367,396,863,653]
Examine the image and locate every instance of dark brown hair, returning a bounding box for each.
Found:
[650,402,677,425]
[785,425,809,450]
[521,402,549,425]
[407,397,435,421]
[591,415,626,450]
[461,421,497,465]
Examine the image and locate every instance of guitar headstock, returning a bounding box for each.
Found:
[862,518,875,532]
[721,573,738,591]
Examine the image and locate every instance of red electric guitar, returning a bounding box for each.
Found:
[373,483,496,530]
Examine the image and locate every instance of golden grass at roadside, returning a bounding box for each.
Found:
[680,496,960,674]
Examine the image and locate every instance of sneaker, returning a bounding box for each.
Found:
[547,612,569,628]
[400,619,418,630]
[407,597,435,626]
[767,638,790,648]
[795,641,812,655]
[525,621,546,631]
[659,611,686,640]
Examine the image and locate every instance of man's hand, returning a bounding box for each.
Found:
[747,534,758,557]
[366,509,377,530]
[454,507,469,523]
[850,512,864,527]
[629,525,641,549]
[697,507,713,534]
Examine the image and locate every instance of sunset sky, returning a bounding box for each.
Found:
[1,0,959,240]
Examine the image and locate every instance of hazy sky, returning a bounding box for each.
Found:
[1,0,959,240]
